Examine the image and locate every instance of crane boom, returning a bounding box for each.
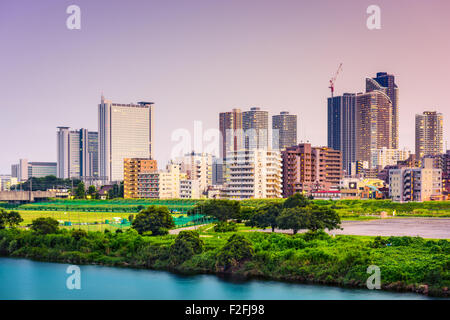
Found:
[329,63,343,97]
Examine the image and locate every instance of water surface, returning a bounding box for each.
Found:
[0,258,433,300]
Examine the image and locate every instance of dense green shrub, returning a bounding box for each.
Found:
[169,231,203,266]
[213,221,237,233]
[216,234,254,272]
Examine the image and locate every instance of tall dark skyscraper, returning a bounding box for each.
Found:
[327,93,357,173]
[243,107,269,150]
[272,111,297,150]
[366,72,399,149]
[219,108,243,160]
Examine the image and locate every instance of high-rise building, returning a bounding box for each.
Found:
[281,144,314,197]
[272,111,297,150]
[224,149,282,199]
[327,93,357,173]
[57,127,98,180]
[123,158,157,199]
[366,72,399,149]
[219,109,243,160]
[356,89,393,163]
[281,143,342,197]
[312,146,343,190]
[415,111,444,159]
[243,107,269,151]
[99,95,154,182]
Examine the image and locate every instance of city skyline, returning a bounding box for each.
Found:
[1,0,450,173]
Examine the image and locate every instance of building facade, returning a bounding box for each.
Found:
[178,152,212,194]
[370,147,410,170]
[123,158,157,199]
[224,149,282,199]
[219,108,243,160]
[57,127,99,180]
[272,111,297,150]
[389,159,442,202]
[281,143,342,197]
[327,93,357,173]
[242,107,269,151]
[179,179,201,199]
[99,95,154,182]
[415,111,444,159]
[11,159,56,181]
[366,72,399,149]
[356,88,393,164]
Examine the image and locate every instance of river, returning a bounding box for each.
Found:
[0,257,433,300]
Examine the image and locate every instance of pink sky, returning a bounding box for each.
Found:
[0,0,449,172]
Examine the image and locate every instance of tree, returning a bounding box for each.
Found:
[169,231,204,265]
[75,182,86,199]
[305,205,341,232]
[248,203,282,232]
[283,193,310,209]
[71,229,88,240]
[131,206,175,235]
[87,185,97,197]
[276,205,341,234]
[108,182,124,199]
[0,209,23,229]
[216,234,254,272]
[276,207,308,234]
[191,199,240,222]
[31,217,59,235]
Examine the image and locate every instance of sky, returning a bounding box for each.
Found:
[0,0,449,173]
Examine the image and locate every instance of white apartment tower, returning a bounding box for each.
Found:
[224,149,282,199]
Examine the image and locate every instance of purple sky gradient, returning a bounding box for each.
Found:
[0,0,449,173]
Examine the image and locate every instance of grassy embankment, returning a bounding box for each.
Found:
[0,224,448,297]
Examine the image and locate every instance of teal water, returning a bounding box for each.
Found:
[0,258,433,300]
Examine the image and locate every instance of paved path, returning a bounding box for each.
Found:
[169,224,208,235]
[260,218,450,239]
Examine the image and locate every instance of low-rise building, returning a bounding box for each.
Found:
[179,179,201,199]
[339,178,386,200]
[124,158,157,199]
[389,159,442,202]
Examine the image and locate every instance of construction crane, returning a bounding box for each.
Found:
[329,63,343,98]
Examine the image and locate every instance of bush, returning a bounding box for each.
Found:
[216,234,254,272]
[31,217,59,235]
[131,206,175,235]
[169,231,204,266]
[213,221,237,233]
[71,229,88,241]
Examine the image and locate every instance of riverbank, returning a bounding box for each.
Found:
[0,227,448,298]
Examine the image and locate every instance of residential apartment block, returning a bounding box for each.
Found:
[123,158,157,199]
[224,149,282,199]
